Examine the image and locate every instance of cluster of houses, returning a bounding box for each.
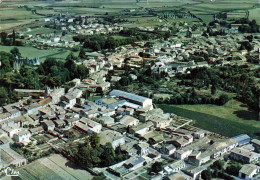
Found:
[0,83,259,179]
[23,14,124,48]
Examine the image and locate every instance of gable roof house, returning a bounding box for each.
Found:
[99,130,125,149]
[239,164,260,180]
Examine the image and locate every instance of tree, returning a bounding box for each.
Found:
[78,48,87,59]
[218,94,229,105]
[201,169,212,180]
[89,133,100,148]
[151,161,163,174]
[0,87,9,105]
[211,84,216,95]
[119,76,130,86]
[225,163,241,176]
[92,172,106,180]
[12,29,16,45]
[66,52,78,61]
[77,65,89,79]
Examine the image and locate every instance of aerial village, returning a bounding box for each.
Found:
[0,11,260,180]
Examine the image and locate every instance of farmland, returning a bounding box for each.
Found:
[2,154,93,180]
[157,99,260,139]
[1,0,259,31]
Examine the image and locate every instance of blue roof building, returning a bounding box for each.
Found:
[231,134,250,146]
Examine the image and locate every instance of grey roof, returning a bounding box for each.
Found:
[110,90,151,103]
[231,134,250,142]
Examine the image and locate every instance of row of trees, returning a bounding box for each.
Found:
[154,92,229,106]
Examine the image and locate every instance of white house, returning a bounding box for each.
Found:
[13,130,31,144]
[239,164,260,180]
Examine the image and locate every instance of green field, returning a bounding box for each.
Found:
[157,100,259,138]
[0,45,78,61]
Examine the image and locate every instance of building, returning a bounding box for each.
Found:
[29,127,44,135]
[76,118,102,133]
[230,147,260,163]
[193,131,205,139]
[42,120,55,131]
[161,144,176,156]
[174,149,193,160]
[239,164,260,180]
[119,115,139,127]
[208,139,238,159]
[110,89,153,110]
[0,144,27,169]
[124,156,145,171]
[95,97,125,109]
[96,116,115,126]
[129,121,153,136]
[232,134,251,146]
[13,130,31,144]
[251,139,260,153]
[134,142,149,156]
[169,160,186,172]
[99,130,125,149]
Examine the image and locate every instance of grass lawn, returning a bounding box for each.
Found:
[87,96,101,101]
[157,99,259,138]
[0,45,77,62]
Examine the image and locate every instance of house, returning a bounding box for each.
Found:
[239,164,260,180]
[2,126,22,138]
[251,139,260,153]
[124,156,145,171]
[161,144,176,156]
[96,116,115,126]
[110,89,153,110]
[29,127,44,135]
[78,118,102,133]
[42,120,55,131]
[64,118,80,126]
[138,108,164,122]
[230,147,260,163]
[148,114,172,129]
[54,120,66,128]
[169,160,186,172]
[60,95,76,109]
[13,130,31,144]
[129,121,153,136]
[172,137,191,148]
[134,142,149,156]
[121,140,138,156]
[174,149,193,160]
[209,139,238,159]
[188,151,211,166]
[193,131,205,139]
[119,115,139,127]
[0,144,27,169]
[95,97,121,109]
[117,107,134,116]
[99,130,125,149]
[183,166,206,180]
